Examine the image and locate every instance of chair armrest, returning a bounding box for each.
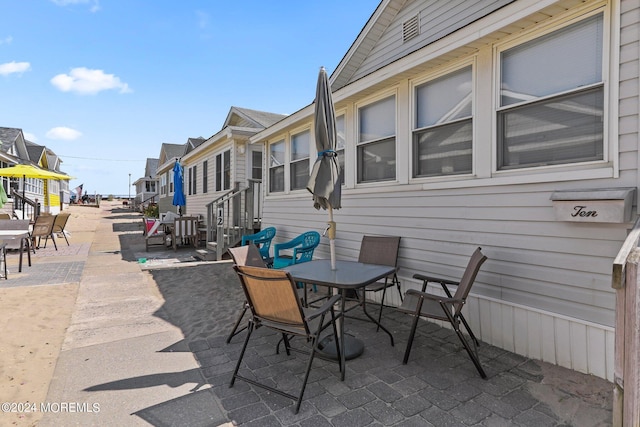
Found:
[405,289,458,305]
[306,294,341,321]
[273,241,294,258]
[292,245,315,262]
[412,274,459,293]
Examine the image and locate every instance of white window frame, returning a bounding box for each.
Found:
[493,7,611,176]
[411,63,474,179]
[356,92,397,184]
[290,129,310,191]
[268,139,285,194]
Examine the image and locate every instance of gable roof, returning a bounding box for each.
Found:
[185,137,206,155]
[331,0,515,91]
[0,127,30,163]
[145,158,159,177]
[223,107,287,130]
[25,140,46,165]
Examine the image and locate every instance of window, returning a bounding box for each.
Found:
[336,115,345,185]
[188,167,192,195]
[203,160,208,193]
[216,150,231,192]
[269,140,285,193]
[169,171,174,193]
[160,174,167,195]
[358,95,396,183]
[497,14,604,170]
[413,66,473,177]
[190,165,197,195]
[290,130,310,190]
[251,150,262,180]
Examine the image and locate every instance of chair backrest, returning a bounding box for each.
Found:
[53,212,70,232]
[145,218,162,236]
[241,226,276,259]
[228,245,267,268]
[173,216,198,238]
[294,231,320,263]
[234,265,307,333]
[32,215,55,237]
[452,247,487,315]
[358,235,401,268]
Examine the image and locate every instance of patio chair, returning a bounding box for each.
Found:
[357,235,402,330]
[241,226,276,267]
[230,264,341,413]
[31,214,57,250]
[397,247,488,378]
[145,218,167,250]
[272,231,321,269]
[171,216,199,251]
[48,212,71,246]
[0,213,11,220]
[226,244,268,343]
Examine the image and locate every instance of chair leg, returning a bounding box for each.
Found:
[230,321,254,388]
[226,304,249,344]
[394,275,403,302]
[61,230,69,246]
[376,285,388,332]
[442,309,486,379]
[403,313,421,364]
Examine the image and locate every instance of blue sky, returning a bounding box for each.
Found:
[0,0,379,196]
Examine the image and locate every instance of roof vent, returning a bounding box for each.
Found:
[403,14,419,43]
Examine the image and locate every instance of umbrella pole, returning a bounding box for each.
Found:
[327,205,336,270]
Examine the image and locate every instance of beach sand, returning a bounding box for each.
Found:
[0,283,78,426]
[0,202,101,426]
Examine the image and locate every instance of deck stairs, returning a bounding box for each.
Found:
[195,179,262,261]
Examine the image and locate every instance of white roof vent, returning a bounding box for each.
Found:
[403,14,419,43]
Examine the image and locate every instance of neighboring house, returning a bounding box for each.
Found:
[26,141,67,214]
[155,143,187,215]
[180,107,286,221]
[0,127,70,215]
[132,158,160,212]
[250,0,638,383]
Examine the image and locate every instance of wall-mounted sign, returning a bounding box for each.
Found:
[550,188,635,223]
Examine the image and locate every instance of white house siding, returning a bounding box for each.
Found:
[255,0,638,380]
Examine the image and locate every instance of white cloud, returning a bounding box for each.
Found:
[0,61,31,76]
[46,127,82,140]
[50,67,131,95]
[50,0,100,12]
[0,36,13,45]
[23,132,37,142]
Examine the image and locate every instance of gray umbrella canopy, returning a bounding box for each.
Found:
[307,66,341,269]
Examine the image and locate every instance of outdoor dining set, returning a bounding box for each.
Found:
[0,210,71,279]
[225,226,488,414]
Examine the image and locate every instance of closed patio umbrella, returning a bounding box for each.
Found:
[172,160,186,215]
[307,66,341,270]
[0,182,7,209]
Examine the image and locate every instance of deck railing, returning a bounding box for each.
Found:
[204,179,261,260]
[611,217,640,427]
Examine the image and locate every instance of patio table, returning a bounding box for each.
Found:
[0,230,32,273]
[284,259,396,380]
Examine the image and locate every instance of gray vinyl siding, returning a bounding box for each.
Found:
[351,0,515,83]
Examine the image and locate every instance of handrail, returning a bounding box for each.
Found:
[142,193,158,204]
[612,216,640,289]
[10,188,40,220]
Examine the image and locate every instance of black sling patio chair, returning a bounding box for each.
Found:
[357,235,402,330]
[230,265,341,413]
[226,245,268,343]
[397,247,488,378]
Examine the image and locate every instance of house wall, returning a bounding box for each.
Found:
[257,0,636,381]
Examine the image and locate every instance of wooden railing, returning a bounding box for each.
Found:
[203,179,262,260]
[10,188,40,220]
[611,217,640,426]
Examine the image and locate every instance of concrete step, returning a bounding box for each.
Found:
[195,249,217,261]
